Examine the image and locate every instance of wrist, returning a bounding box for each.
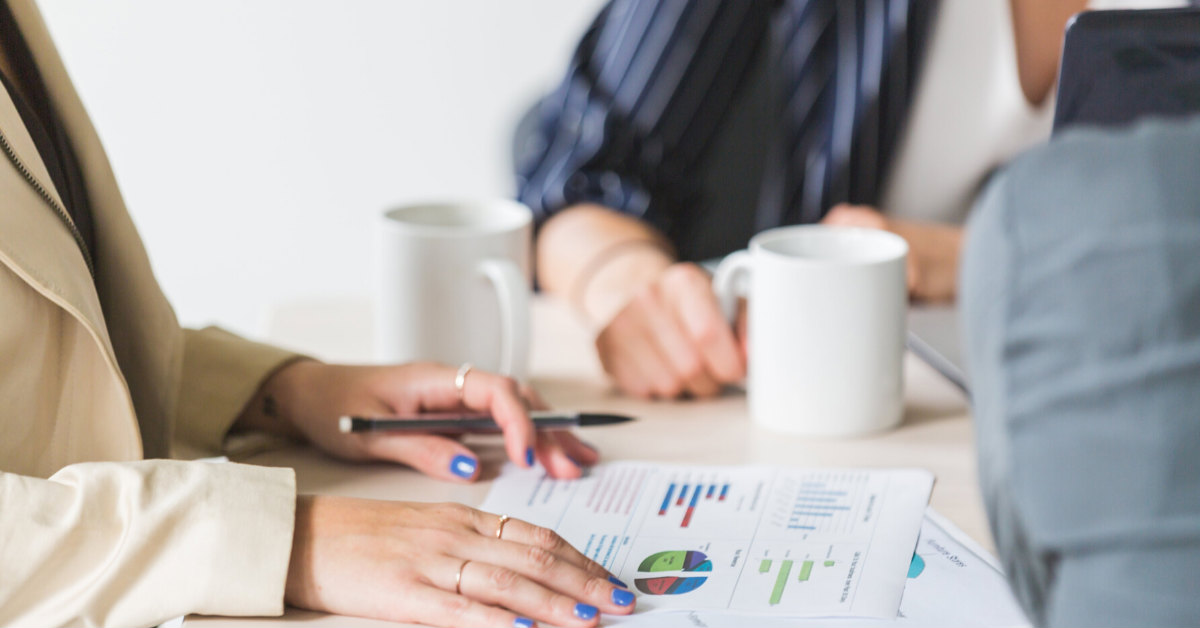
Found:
[234,358,323,440]
[285,494,317,607]
[577,243,674,329]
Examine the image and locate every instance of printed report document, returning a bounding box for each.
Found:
[480,462,933,619]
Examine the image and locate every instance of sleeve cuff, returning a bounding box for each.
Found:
[177,327,306,453]
[182,461,297,617]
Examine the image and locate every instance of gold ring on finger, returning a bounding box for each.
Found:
[455,559,469,595]
[455,363,473,402]
[495,514,510,540]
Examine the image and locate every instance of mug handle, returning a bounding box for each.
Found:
[711,250,753,324]
[479,258,530,379]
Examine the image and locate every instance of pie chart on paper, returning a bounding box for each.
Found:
[633,550,712,595]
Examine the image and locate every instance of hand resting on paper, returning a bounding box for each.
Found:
[286,496,635,627]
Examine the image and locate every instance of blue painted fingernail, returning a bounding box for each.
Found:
[573,603,598,620]
[608,575,628,588]
[513,617,534,628]
[568,456,582,468]
[449,455,477,479]
[525,447,535,467]
[612,587,635,606]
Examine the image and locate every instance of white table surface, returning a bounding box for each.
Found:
[188,297,981,627]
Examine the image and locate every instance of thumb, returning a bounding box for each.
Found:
[361,433,482,483]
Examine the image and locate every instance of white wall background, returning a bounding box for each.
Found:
[37,0,605,340]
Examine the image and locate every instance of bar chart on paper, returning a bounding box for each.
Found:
[657,480,733,527]
[639,469,768,539]
[786,484,853,531]
[766,471,874,536]
[739,545,863,611]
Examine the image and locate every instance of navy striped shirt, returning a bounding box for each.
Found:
[516,0,938,260]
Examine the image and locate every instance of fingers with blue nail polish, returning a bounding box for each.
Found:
[611,588,635,607]
[513,617,535,628]
[449,454,477,479]
[525,447,535,467]
[608,575,628,588]
[534,431,597,480]
[453,518,634,623]
[573,603,598,620]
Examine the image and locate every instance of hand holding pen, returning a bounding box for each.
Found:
[339,411,633,434]
[340,411,633,480]
[244,361,610,482]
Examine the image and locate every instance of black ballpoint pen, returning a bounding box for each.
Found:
[338,411,634,434]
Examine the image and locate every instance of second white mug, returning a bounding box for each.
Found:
[713,225,908,437]
[376,199,532,380]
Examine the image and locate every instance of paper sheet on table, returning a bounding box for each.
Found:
[612,508,1032,628]
[480,462,932,619]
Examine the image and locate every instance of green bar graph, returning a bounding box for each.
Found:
[770,560,793,605]
[824,560,835,567]
[798,560,814,582]
[759,559,772,573]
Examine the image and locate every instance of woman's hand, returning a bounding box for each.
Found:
[236,361,598,481]
[594,262,747,399]
[821,204,962,302]
[536,204,746,400]
[287,496,636,627]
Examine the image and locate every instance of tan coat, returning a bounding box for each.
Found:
[1,2,299,625]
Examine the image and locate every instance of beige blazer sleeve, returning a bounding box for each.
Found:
[0,2,306,625]
[0,460,296,628]
[176,327,306,454]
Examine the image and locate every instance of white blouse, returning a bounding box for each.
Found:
[881,0,1186,225]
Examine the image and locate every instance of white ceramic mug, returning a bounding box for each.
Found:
[712,225,908,436]
[377,199,531,380]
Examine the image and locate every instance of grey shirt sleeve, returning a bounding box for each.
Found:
[961,116,1200,627]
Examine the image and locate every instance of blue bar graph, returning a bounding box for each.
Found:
[682,485,703,527]
[784,475,864,534]
[660,478,736,527]
[659,484,676,516]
